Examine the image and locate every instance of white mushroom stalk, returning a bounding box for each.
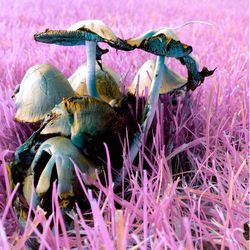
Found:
[129,56,165,161]
[86,41,98,96]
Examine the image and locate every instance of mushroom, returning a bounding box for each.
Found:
[127,28,215,95]
[68,62,121,103]
[126,28,192,161]
[34,20,133,98]
[32,136,97,198]
[13,64,75,123]
[45,96,134,147]
[114,29,215,187]
[129,59,186,96]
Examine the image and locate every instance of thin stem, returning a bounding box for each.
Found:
[129,56,164,162]
[86,41,98,97]
[142,56,165,134]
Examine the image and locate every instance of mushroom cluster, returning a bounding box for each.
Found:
[9,20,215,217]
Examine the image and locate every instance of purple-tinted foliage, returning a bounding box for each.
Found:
[0,0,248,249]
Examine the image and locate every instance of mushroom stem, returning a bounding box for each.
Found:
[130,55,165,162]
[86,41,98,97]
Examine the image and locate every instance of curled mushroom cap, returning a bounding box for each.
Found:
[41,95,137,180]
[68,63,121,103]
[129,59,186,96]
[32,136,97,198]
[14,64,75,123]
[127,28,192,57]
[179,54,216,91]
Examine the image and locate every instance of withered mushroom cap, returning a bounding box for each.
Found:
[41,96,121,140]
[14,64,75,123]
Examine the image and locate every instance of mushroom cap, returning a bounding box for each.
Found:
[68,63,121,103]
[61,96,124,149]
[41,96,136,177]
[129,59,186,96]
[126,29,158,47]
[127,28,192,57]
[67,20,118,42]
[127,28,179,47]
[14,64,75,123]
[41,96,120,140]
[154,28,179,41]
[34,20,118,46]
[32,136,97,197]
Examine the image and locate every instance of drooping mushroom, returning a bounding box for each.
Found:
[10,94,136,211]
[113,28,215,187]
[68,62,122,103]
[126,28,192,161]
[31,136,97,198]
[13,64,75,123]
[34,20,133,98]
[128,28,215,95]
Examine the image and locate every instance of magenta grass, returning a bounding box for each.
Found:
[0,0,249,249]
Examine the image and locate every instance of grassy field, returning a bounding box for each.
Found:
[0,0,248,248]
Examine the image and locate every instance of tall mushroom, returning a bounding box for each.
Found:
[126,28,193,161]
[34,20,133,98]
[113,28,214,188]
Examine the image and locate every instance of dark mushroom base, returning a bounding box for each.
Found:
[8,94,142,220]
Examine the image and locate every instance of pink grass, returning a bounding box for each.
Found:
[0,0,249,249]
